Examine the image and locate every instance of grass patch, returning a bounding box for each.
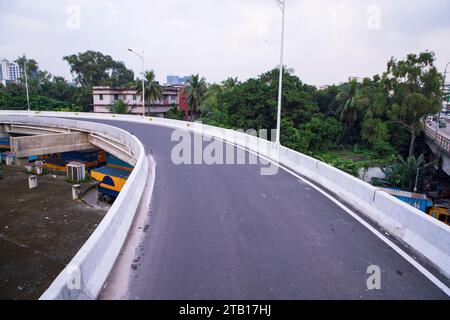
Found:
[313,145,397,176]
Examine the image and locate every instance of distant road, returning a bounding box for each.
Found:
[426,118,450,140]
[91,119,448,299]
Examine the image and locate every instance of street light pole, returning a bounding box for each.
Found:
[414,167,420,193]
[274,0,285,145]
[438,61,450,132]
[442,61,450,109]
[128,49,145,117]
[23,54,31,112]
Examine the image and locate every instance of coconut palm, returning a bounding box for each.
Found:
[336,79,359,128]
[136,70,162,116]
[222,77,239,90]
[185,74,207,121]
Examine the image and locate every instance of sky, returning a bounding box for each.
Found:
[1,0,450,86]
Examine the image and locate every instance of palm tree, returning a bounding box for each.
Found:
[336,79,359,128]
[108,99,129,114]
[185,74,207,121]
[136,70,162,116]
[379,154,435,192]
[222,77,239,90]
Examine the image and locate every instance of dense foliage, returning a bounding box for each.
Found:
[135,70,162,116]
[108,99,129,114]
[198,52,443,184]
[0,51,135,112]
[0,50,444,189]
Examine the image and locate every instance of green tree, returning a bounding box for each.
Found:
[281,119,311,152]
[136,70,162,116]
[382,52,442,156]
[210,69,318,133]
[301,116,344,152]
[222,77,239,90]
[361,117,390,146]
[166,106,186,120]
[378,154,435,192]
[185,74,207,121]
[199,83,222,118]
[51,77,73,101]
[64,51,134,88]
[15,56,39,78]
[313,85,340,117]
[108,99,129,114]
[63,51,134,110]
[336,79,359,128]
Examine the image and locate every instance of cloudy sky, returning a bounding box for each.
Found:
[1,0,450,86]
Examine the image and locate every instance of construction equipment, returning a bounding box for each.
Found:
[427,204,450,226]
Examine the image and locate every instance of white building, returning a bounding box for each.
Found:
[92,85,183,117]
[0,59,23,84]
[317,85,330,91]
[443,83,450,114]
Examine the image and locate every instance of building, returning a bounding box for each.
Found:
[317,85,330,91]
[166,75,191,85]
[0,59,23,84]
[92,85,187,118]
[172,84,189,120]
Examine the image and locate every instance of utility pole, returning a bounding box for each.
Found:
[23,54,31,112]
[442,61,450,112]
[274,0,286,145]
[128,49,145,117]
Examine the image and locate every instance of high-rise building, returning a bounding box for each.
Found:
[443,83,450,114]
[0,59,8,81]
[0,59,24,84]
[166,75,191,85]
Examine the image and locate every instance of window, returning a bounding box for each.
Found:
[114,94,119,100]
[133,94,137,101]
[99,94,103,101]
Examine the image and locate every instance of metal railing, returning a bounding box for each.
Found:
[424,124,450,154]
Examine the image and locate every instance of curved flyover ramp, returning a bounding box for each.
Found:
[91,119,448,300]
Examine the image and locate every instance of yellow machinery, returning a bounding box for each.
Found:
[427,205,450,226]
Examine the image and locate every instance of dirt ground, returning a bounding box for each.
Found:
[0,164,107,300]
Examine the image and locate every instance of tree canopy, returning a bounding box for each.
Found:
[185,74,207,121]
[63,50,134,88]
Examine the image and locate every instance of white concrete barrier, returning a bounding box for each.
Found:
[1,110,449,284]
[0,113,149,300]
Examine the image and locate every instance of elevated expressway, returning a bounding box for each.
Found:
[424,119,450,176]
[1,112,449,300]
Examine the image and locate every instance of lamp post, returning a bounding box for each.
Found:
[274,0,286,145]
[414,167,420,193]
[128,49,145,117]
[438,61,450,132]
[23,54,31,112]
[442,61,450,111]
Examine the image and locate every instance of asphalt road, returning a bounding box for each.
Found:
[96,120,448,299]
